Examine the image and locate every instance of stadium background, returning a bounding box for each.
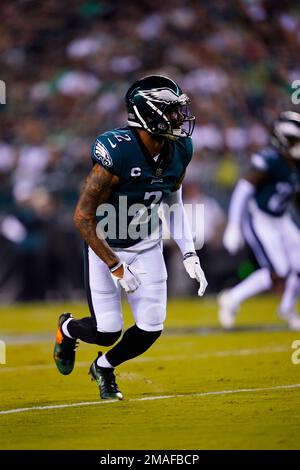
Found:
[1,0,300,453]
[0,0,299,302]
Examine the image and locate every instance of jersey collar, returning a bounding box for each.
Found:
[130,127,173,176]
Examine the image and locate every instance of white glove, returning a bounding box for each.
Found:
[111,262,143,294]
[223,224,244,254]
[183,254,208,296]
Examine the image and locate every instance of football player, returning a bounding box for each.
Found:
[53,75,207,400]
[219,111,300,331]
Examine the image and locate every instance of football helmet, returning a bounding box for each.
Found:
[125,75,195,140]
[273,111,300,159]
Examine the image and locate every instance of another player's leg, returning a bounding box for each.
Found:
[278,216,300,330]
[218,212,287,329]
[278,272,300,330]
[218,268,272,329]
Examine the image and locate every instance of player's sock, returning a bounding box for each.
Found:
[66,317,99,344]
[279,272,300,316]
[229,268,272,305]
[105,324,161,367]
[66,317,121,345]
[96,353,113,368]
[61,317,74,338]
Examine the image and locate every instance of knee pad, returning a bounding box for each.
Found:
[95,330,122,346]
[136,303,166,332]
[94,310,123,333]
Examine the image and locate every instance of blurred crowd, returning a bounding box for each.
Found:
[0,0,299,301]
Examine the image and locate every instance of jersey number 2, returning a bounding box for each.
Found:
[129,191,163,227]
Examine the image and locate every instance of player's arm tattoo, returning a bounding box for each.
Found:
[73,164,121,269]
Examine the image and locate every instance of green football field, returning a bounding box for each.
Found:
[0,296,300,450]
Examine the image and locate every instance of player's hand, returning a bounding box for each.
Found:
[111,262,144,294]
[223,224,244,254]
[183,254,208,297]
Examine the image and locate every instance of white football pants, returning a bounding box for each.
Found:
[85,243,167,333]
[243,207,300,277]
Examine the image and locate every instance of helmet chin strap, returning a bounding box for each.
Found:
[161,127,186,141]
[162,133,179,141]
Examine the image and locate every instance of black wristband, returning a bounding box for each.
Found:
[109,261,123,273]
[183,252,197,261]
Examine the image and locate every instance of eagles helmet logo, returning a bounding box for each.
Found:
[94,140,113,167]
[139,88,189,105]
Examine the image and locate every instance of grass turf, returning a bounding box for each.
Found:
[0,296,300,450]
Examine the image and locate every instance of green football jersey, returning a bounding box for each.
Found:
[251,146,300,216]
[91,126,193,248]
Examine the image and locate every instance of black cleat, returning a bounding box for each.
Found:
[89,352,123,400]
[53,313,78,375]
